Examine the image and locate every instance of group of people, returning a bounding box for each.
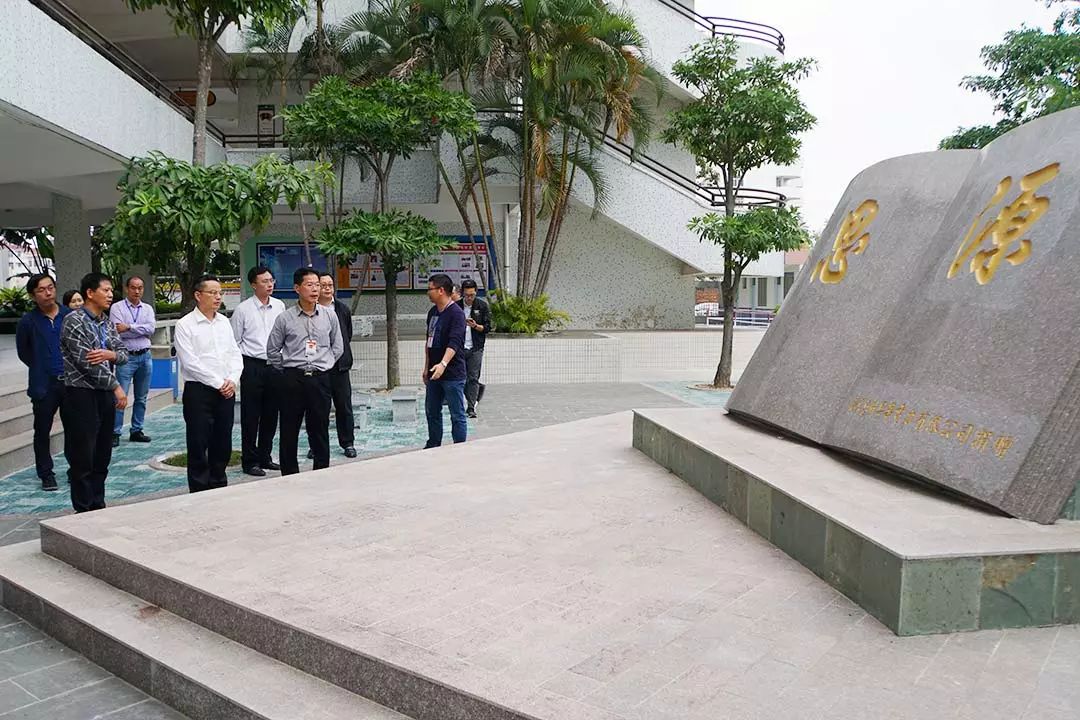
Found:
[15,265,489,513]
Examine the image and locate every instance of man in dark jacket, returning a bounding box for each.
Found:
[16,274,71,491]
[318,272,357,457]
[456,279,491,418]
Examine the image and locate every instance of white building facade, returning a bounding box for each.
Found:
[1,0,802,327]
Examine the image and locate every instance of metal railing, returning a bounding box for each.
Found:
[650,0,784,53]
[222,129,786,211]
[27,0,226,144]
[703,307,775,328]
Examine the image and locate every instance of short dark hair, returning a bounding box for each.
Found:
[194,274,220,293]
[62,290,81,306]
[460,279,478,291]
[79,272,112,298]
[293,267,318,286]
[25,273,54,294]
[125,275,145,288]
[248,265,274,284]
[428,273,453,295]
[318,271,334,281]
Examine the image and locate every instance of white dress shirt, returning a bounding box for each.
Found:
[175,309,244,389]
[231,294,285,359]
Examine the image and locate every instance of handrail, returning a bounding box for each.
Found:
[222,128,787,210]
[26,0,227,144]
[649,0,784,54]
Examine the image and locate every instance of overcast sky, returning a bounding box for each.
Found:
[695,0,1061,233]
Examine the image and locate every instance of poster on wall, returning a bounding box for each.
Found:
[347,254,412,290]
[256,243,332,284]
[257,104,275,147]
[414,241,488,289]
[255,237,492,293]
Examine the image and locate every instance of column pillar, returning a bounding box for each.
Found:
[51,194,92,291]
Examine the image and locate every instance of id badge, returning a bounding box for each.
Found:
[305,339,317,359]
[427,334,434,349]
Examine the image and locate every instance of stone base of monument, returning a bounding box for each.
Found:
[633,408,1080,636]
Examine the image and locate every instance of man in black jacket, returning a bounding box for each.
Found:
[318,272,357,457]
[457,279,491,418]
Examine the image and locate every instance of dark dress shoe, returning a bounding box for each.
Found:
[343,447,357,458]
[243,466,266,477]
[467,409,478,419]
[41,475,58,492]
[112,434,120,448]
[261,461,280,471]
[129,431,152,443]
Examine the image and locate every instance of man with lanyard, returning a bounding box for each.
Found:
[231,266,286,476]
[423,273,468,447]
[59,273,128,513]
[317,272,357,458]
[16,274,70,491]
[109,275,155,447]
[457,278,491,418]
[266,267,343,476]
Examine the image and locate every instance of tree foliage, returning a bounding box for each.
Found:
[317,209,447,388]
[940,0,1080,149]
[663,36,815,217]
[103,152,330,306]
[689,207,811,274]
[124,0,301,164]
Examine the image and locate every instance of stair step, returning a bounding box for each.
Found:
[0,402,35,436]
[0,543,411,720]
[0,390,174,479]
[0,383,28,411]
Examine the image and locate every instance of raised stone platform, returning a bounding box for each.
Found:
[633,408,1080,636]
[2,413,1077,719]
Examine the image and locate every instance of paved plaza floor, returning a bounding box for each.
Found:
[0,381,729,719]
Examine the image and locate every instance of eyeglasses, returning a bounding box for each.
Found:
[197,290,223,297]
[300,282,321,289]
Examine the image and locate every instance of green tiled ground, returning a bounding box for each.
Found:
[0,392,445,515]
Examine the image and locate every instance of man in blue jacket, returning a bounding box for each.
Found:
[16,273,70,491]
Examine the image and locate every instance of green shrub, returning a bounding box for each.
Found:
[489,292,570,334]
[154,301,183,315]
[0,287,32,317]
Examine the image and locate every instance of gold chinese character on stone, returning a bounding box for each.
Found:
[947,163,1060,285]
[812,200,879,284]
[993,436,1015,459]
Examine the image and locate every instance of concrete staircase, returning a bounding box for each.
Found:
[0,543,408,720]
[0,373,174,478]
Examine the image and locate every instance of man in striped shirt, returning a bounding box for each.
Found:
[60,273,128,513]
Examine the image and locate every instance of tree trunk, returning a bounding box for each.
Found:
[516,125,532,297]
[192,33,215,166]
[471,131,500,291]
[713,251,736,388]
[438,158,487,291]
[385,279,399,389]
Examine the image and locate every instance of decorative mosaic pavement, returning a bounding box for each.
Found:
[0,391,439,515]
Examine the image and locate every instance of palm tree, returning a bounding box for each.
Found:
[229,7,307,137]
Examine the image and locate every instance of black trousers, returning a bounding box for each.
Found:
[61,386,114,513]
[279,369,331,476]
[329,370,354,449]
[240,356,279,470]
[32,377,64,479]
[183,382,235,493]
[463,348,485,411]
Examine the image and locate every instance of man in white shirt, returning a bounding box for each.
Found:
[231,266,285,477]
[174,275,244,493]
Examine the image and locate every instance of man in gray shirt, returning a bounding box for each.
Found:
[266,267,343,475]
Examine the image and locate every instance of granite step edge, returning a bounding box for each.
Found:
[0,541,412,720]
[38,524,545,720]
[632,410,1080,636]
